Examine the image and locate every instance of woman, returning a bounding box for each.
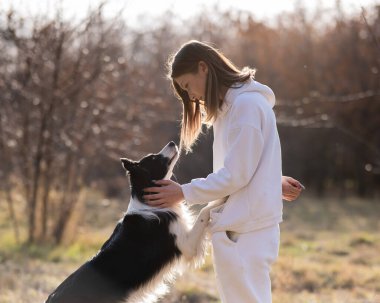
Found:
[143,40,303,303]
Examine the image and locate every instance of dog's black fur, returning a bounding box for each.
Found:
[46,141,192,303]
[46,213,183,303]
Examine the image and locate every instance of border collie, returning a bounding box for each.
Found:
[46,141,224,303]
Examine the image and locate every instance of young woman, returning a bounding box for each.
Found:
[143,40,303,302]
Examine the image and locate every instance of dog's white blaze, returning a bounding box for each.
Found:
[126,197,168,219]
[159,143,179,180]
[157,142,178,160]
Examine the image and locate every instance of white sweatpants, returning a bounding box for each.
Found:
[211,224,280,303]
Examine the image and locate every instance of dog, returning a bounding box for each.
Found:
[45,141,225,303]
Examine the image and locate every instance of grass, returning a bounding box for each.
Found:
[0,194,379,303]
[272,196,380,303]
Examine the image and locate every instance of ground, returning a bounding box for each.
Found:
[0,194,379,303]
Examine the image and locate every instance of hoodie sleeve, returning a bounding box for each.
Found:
[180,93,266,205]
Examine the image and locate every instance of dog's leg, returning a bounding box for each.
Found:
[180,198,227,260]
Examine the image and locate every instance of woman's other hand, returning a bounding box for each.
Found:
[282,176,305,202]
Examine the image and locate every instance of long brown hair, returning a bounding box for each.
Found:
[166,40,256,154]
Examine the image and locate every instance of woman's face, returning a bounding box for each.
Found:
[174,61,208,102]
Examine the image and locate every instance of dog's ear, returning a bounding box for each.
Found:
[120,158,137,172]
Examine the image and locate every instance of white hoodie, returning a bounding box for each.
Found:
[181,78,283,233]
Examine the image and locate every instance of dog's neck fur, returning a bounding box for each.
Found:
[126,189,179,220]
[127,196,158,213]
[126,189,192,226]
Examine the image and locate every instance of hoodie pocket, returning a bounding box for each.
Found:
[225,230,240,244]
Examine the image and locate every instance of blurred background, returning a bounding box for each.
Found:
[0,0,379,302]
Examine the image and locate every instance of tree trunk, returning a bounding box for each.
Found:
[5,186,20,244]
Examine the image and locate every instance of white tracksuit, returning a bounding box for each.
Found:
[181,78,283,302]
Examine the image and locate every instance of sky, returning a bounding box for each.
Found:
[2,0,379,27]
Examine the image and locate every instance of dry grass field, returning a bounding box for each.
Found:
[0,194,379,303]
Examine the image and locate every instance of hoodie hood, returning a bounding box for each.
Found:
[218,78,276,118]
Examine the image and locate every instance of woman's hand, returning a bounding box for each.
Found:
[143,179,185,208]
[282,176,305,202]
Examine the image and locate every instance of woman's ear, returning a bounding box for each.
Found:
[198,61,208,74]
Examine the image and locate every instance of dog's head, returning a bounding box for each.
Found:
[121,141,180,203]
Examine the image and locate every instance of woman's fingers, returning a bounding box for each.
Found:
[282,176,305,202]
[144,180,173,192]
[291,180,306,190]
[283,194,297,201]
[143,193,162,200]
[292,187,302,194]
[283,188,300,201]
[286,186,300,195]
[142,179,184,209]
[284,176,305,190]
[143,186,166,193]
[289,179,302,189]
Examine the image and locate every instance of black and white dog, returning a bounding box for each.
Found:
[46,141,223,303]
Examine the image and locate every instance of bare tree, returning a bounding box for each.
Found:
[0,5,137,244]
